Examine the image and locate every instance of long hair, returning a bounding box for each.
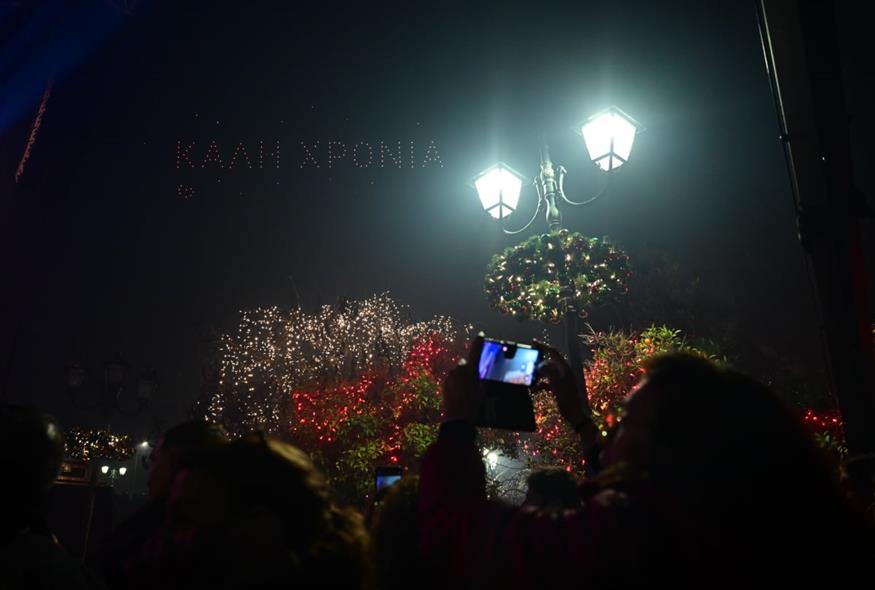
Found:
[181,435,372,589]
[636,353,873,578]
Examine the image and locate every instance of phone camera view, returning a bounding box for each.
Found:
[478,340,540,386]
[375,474,402,491]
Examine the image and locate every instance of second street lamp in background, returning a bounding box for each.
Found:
[472,105,640,408]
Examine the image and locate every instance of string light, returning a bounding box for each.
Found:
[65,427,135,462]
[197,293,466,437]
[802,408,842,432]
[485,230,631,324]
[195,294,468,498]
[802,408,846,458]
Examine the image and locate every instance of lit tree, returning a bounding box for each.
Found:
[197,293,465,435]
[289,334,462,500]
[65,427,135,462]
[195,294,469,501]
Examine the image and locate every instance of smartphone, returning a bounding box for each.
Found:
[474,337,541,431]
[375,466,403,492]
[478,339,542,386]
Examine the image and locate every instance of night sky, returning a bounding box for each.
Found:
[1,0,873,440]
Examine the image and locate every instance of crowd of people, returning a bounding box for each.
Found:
[2,337,873,589]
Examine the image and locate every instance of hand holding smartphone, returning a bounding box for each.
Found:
[473,337,542,431]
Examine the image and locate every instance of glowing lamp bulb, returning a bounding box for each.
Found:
[474,163,526,219]
[580,107,639,171]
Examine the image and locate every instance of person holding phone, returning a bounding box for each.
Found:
[417,335,873,589]
[418,334,613,589]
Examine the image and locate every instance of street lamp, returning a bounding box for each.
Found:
[472,105,640,407]
[64,356,154,564]
[474,106,639,235]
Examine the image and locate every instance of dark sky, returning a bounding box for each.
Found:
[1,0,872,439]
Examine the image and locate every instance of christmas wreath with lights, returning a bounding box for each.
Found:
[484,230,631,323]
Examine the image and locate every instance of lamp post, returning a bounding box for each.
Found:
[473,106,639,407]
[64,356,156,561]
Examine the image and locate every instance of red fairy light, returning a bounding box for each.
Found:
[802,408,844,438]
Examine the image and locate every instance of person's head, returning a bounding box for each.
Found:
[601,353,841,513]
[523,467,580,513]
[147,420,228,502]
[596,356,875,582]
[163,435,370,588]
[599,353,721,475]
[0,405,65,520]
